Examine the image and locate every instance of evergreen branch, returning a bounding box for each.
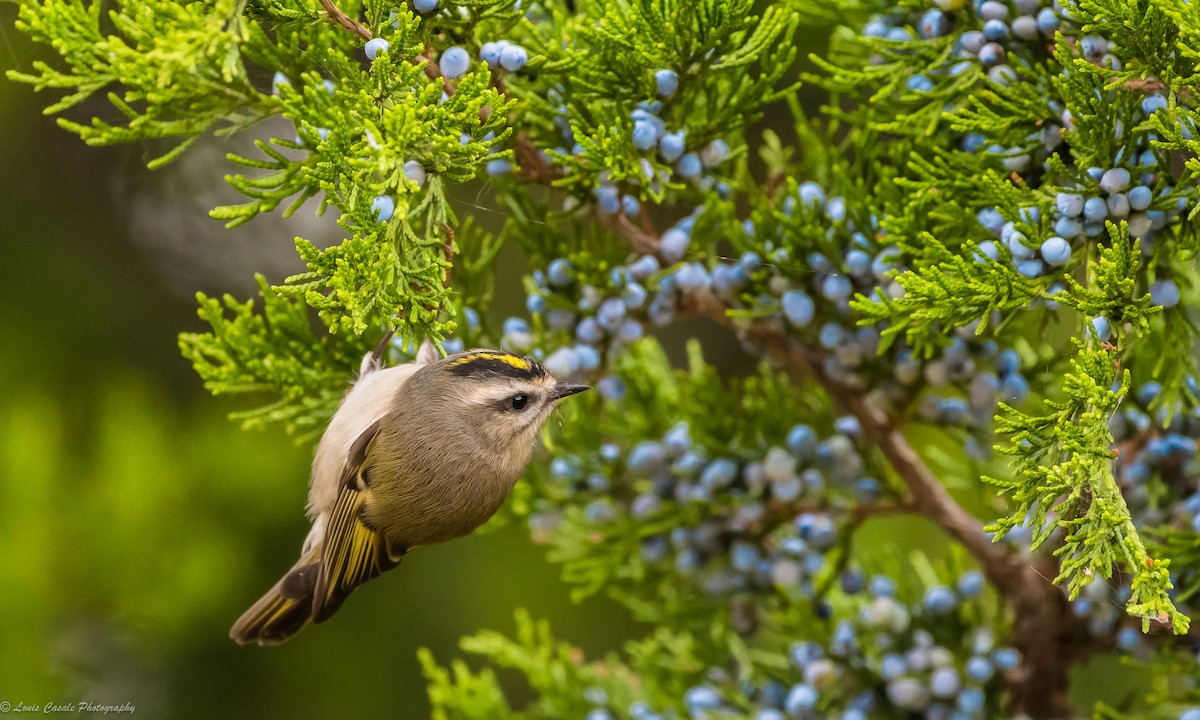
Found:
[177,275,372,437]
[850,232,1044,356]
[985,341,1189,634]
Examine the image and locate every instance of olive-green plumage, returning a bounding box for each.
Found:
[230,342,588,645]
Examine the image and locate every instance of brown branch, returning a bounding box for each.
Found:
[516,132,561,184]
[671,289,1076,717]
[318,0,371,40]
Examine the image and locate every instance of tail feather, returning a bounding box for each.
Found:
[230,548,321,646]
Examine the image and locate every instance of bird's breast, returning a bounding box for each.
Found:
[367,450,525,547]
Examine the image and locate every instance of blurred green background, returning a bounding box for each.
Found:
[0,12,639,719]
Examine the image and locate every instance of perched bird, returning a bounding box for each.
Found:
[230,342,589,645]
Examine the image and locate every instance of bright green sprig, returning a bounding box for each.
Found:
[508,0,799,198]
[1055,222,1156,331]
[8,0,277,168]
[1072,0,1200,88]
[178,275,373,438]
[851,232,1043,356]
[421,610,719,719]
[985,341,1188,633]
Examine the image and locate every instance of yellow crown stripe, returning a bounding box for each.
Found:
[447,352,533,371]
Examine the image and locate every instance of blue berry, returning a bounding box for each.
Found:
[920,8,950,38]
[975,240,999,262]
[1012,15,1039,40]
[966,656,993,683]
[781,290,815,327]
[685,685,721,713]
[1142,94,1168,115]
[982,18,1010,41]
[1107,193,1130,218]
[930,668,961,698]
[594,186,620,214]
[499,44,527,71]
[700,139,729,167]
[371,195,395,221]
[674,263,711,292]
[1128,185,1153,211]
[798,181,825,208]
[596,375,625,400]
[978,42,1006,66]
[655,69,678,97]
[404,160,427,186]
[924,586,958,615]
[479,41,504,66]
[676,153,703,178]
[863,19,889,37]
[659,131,686,162]
[439,46,471,78]
[1083,196,1108,222]
[628,255,660,281]
[870,575,896,597]
[547,258,573,287]
[365,38,390,60]
[821,275,853,301]
[1055,216,1082,238]
[886,679,929,711]
[1056,192,1084,218]
[978,0,1008,20]
[1151,279,1181,308]
[628,442,665,474]
[701,458,738,489]
[1090,316,1112,341]
[906,74,934,92]
[1017,256,1045,278]
[660,228,690,263]
[958,570,985,597]
[1006,231,1033,259]
[414,0,438,13]
[880,653,906,679]
[1116,626,1141,651]
[784,684,818,714]
[992,648,1019,670]
[1100,168,1131,193]
[605,191,633,218]
[486,159,511,176]
[1040,236,1071,266]
[1036,7,1060,34]
[825,196,846,223]
[573,344,600,371]
[632,120,659,151]
[1001,373,1029,403]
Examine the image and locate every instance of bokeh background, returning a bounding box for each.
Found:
[0,6,1147,718]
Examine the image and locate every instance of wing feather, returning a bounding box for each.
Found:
[312,420,405,622]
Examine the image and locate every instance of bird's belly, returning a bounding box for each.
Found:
[372,472,516,547]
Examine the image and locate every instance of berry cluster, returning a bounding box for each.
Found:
[581,574,1021,720]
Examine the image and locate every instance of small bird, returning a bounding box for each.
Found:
[230,341,589,645]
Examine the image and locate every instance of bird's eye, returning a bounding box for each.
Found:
[509,394,529,411]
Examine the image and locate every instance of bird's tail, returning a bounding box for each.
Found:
[230,547,321,646]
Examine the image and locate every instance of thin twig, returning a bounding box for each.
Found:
[318,0,372,40]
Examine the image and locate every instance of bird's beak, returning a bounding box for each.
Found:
[551,382,591,401]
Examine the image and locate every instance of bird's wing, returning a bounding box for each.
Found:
[312,420,405,622]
